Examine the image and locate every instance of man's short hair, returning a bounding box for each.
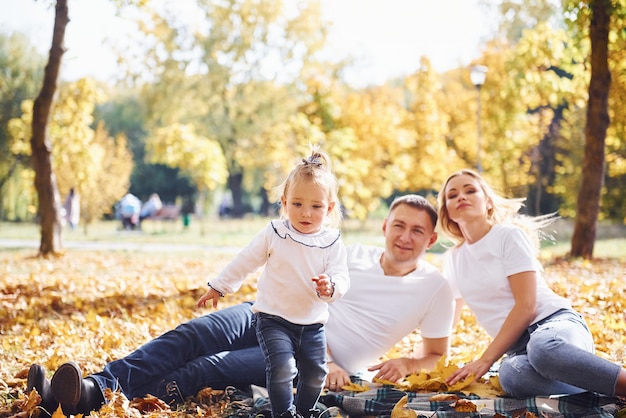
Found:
[389,195,438,229]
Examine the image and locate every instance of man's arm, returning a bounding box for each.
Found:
[453,298,464,326]
[324,361,352,391]
[367,336,449,383]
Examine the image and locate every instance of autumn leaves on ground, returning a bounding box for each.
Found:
[0,249,625,418]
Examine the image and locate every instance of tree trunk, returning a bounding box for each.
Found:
[227,172,245,218]
[570,0,611,259]
[30,0,69,256]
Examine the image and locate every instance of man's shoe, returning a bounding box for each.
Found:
[50,362,103,415]
[26,364,58,416]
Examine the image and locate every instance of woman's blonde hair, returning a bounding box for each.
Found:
[276,146,342,228]
[437,169,556,248]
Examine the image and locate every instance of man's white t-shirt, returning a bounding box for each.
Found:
[443,224,571,338]
[325,243,455,376]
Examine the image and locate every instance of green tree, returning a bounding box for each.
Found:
[145,123,227,230]
[95,94,196,205]
[0,32,44,221]
[127,0,327,217]
[296,75,417,220]
[507,22,588,215]
[603,18,626,219]
[490,0,561,42]
[80,121,134,228]
[9,78,135,231]
[403,57,463,191]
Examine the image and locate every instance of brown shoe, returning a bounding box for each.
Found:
[26,364,57,416]
[50,362,103,415]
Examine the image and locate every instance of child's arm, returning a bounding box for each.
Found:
[197,223,271,309]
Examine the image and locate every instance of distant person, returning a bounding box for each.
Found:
[181,197,195,229]
[118,193,141,230]
[438,168,626,397]
[218,190,233,218]
[139,193,163,222]
[62,188,80,230]
[198,147,350,418]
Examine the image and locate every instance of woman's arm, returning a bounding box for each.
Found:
[447,271,537,385]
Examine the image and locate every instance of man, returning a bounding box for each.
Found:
[27,195,454,416]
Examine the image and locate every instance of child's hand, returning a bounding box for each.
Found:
[196,288,222,309]
[312,274,334,298]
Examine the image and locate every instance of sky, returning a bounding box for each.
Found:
[0,0,498,87]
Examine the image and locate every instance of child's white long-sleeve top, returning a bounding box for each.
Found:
[209,219,350,325]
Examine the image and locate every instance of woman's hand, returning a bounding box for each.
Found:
[446,358,493,386]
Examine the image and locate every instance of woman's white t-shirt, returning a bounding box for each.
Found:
[443,224,571,338]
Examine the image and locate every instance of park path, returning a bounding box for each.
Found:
[0,238,241,254]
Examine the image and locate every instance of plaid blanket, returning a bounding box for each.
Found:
[318,386,625,418]
[229,384,625,418]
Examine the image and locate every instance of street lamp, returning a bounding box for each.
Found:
[470,65,487,173]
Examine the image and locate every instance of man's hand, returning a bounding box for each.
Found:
[324,362,351,391]
[367,358,412,383]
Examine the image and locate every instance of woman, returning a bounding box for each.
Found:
[437,168,626,398]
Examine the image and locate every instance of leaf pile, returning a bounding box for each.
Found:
[1,250,625,418]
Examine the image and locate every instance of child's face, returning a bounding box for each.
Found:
[281,179,335,234]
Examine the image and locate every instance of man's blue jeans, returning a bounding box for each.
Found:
[88,302,267,405]
[255,313,327,417]
[499,309,621,397]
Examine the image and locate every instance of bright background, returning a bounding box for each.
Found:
[0,0,497,87]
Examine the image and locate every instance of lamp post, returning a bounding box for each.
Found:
[470,65,487,173]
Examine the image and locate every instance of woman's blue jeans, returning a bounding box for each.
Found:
[88,302,267,405]
[499,309,621,397]
[255,313,327,417]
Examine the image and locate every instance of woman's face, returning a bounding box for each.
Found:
[444,174,490,224]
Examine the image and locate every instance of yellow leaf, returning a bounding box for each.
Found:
[52,404,67,418]
[341,381,370,392]
[390,395,417,418]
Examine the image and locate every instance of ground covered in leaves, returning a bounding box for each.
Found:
[0,249,624,417]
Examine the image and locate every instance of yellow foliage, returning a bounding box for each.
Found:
[340,381,370,392]
[0,252,624,418]
[390,395,416,418]
[146,123,227,192]
[6,78,134,229]
[402,356,479,394]
[50,406,66,418]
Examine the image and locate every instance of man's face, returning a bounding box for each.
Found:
[382,204,438,266]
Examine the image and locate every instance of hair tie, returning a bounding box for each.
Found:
[302,156,322,166]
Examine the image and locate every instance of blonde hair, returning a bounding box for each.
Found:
[437,169,556,248]
[276,146,342,228]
